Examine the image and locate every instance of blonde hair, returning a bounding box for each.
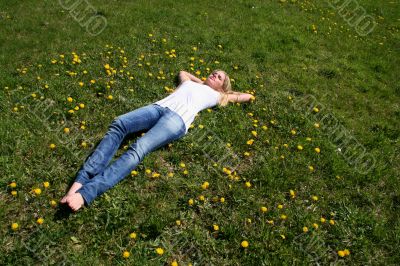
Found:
[213,69,237,107]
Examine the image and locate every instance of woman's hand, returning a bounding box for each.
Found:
[227,92,255,103]
[179,71,204,84]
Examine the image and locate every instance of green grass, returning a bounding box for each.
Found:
[1,0,399,265]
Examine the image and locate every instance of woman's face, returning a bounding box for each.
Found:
[205,70,226,92]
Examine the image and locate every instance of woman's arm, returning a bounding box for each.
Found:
[226,92,255,103]
[179,71,203,84]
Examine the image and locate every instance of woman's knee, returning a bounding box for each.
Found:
[109,117,127,134]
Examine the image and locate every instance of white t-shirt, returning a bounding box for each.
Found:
[155,80,221,133]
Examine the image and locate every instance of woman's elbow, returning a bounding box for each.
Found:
[179,71,188,81]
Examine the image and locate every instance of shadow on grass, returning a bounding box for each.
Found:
[53,203,75,220]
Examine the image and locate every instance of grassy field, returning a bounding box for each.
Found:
[1,0,399,265]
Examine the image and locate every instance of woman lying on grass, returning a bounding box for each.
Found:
[60,70,254,211]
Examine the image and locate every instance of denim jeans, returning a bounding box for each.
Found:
[75,103,186,205]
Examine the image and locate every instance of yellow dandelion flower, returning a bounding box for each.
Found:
[251,131,257,137]
[176,220,181,226]
[280,214,287,220]
[201,181,209,189]
[213,224,219,231]
[43,181,50,188]
[155,247,164,255]
[152,172,160,178]
[123,251,130,258]
[312,223,319,229]
[11,223,19,231]
[36,218,44,225]
[338,250,345,257]
[344,249,350,256]
[329,219,335,225]
[10,182,17,188]
[129,232,137,239]
[220,197,225,203]
[315,147,321,153]
[297,145,303,150]
[199,195,205,201]
[63,127,70,133]
[67,97,73,102]
[171,260,178,266]
[303,226,309,233]
[311,195,318,201]
[34,188,42,195]
[278,204,283,209]
[245,181,252,188]
[260,206,268,213]
[188,199,194,205]
[50,200,57,207]
[241,240,249,248]
[131,170,138,176]
[290,189,296,198]
[320,217,326,223]
[246,139,254,145]
[107,95,113,100]
[11,191,17,196]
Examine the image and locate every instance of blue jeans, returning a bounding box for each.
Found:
[75,104,186,205]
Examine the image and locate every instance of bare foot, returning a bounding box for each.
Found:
[65,193,85,211]
[61,182,83,204]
